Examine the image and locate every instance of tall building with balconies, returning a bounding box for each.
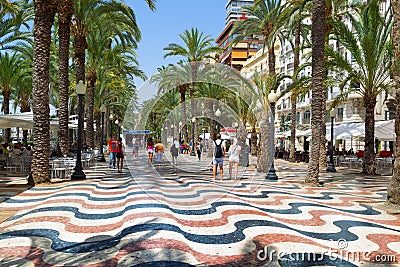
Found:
[216,0,263,71]
[225,0,254,25]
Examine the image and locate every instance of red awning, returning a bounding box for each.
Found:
[220,128,236,133]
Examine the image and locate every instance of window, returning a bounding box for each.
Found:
[337,108,344,122]
[296,112,300,124]
[303,110,311,124]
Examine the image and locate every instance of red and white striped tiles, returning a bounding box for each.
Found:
[0,156,399,266]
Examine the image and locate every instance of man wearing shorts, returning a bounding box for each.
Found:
[213,134,226,181]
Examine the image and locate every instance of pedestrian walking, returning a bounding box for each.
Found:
[155,140,164,166]
[171,142,179,166]
[196,138,202,160]
[212,134,225,181]
[228,138,241,180]
[132,136,139,157]
[108,135,118,169]
[116,137,125,173]
[147,137,154,166]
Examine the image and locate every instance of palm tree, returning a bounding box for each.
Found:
[0,52,23,143]
[387,0,400,209]
[31,0,58,185]
[57,0,73,155]
[306,0,326,186]
[0,0,32,51]
[253,72,288,172]
[72,0,154,148]
[280,0,310,163]
[11,45,32,147]
[231,0,285,75]
[326,0,393,175]
[164,28,221,142]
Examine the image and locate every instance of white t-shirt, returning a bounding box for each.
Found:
[229,145,241,162]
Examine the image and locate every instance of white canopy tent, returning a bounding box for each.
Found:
[278,120,395,141]
[0,112,64,131]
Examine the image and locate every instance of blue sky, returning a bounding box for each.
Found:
[126,0,227,103]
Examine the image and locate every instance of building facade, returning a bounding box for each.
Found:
[225,0,254,25]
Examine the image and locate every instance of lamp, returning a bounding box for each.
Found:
[97,104,107,162]
[115,119,120,138]
[215,108,221,133]
[202,127,206,152]
[179,121,182,141]
[233,122,239,138]
[190,117,196,156]
[266,90,278,180]
[71,80,87,180]
[326,108,337,172]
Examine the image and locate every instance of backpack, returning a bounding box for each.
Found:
[214,140,223,158]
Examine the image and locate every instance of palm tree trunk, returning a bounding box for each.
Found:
[180,90,188,142]
[387,0,400,208]
[362,97,377,175]
[2,88,11,144]
[237,123,246,149]
[257,119,270,172]
[85,69,96,149]
[73,29,87,142]
[190,89,198,145]
[190,63,199,145]
[21,101,31,149]
[306,0,326,185]
[57,0,73,156]
[23,130,28,147]
[250,129,257,156]
[319,108,327,169]
[268,40,276,75]
[289,94,297,162]
[289,25,301,163]
[31,0,57,185]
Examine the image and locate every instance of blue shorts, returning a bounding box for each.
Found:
[213,158,224,166]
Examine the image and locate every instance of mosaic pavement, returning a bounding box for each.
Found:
[0,152,399,266]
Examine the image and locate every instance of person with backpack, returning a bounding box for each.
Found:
[116,137,125,173]
[212,134,226,180]
[108,135,118,169]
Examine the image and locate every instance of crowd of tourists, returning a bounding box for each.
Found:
[108,133,242,181]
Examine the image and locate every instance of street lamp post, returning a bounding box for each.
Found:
[71,80,87,180]
[215,108,221,134]
[109,113,114,136]
[97,104,106,162]
[326,108,337,172]
[179,121,182,142]
[190,117,196,156]
[171,124,174,140]
[115,119,120,138]
[202,128,206,152]
[266,90,278,180]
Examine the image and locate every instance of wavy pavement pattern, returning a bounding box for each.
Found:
[0,156,399,266]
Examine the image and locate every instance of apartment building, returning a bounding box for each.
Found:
[225,0,254,25]
[216,0,264,71]
[239,1,394,152]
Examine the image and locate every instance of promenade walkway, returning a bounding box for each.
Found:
[0,151,399,266]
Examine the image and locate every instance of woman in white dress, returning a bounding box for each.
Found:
[228,138,241,180]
